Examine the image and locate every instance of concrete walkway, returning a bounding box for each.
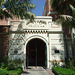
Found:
[21,67,55,75]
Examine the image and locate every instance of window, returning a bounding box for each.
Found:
[14,50,18,54]
[55,50,59,53]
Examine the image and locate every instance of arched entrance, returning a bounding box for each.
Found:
[26,38,47,68]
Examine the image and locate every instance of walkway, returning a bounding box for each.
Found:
[21,67,55,75]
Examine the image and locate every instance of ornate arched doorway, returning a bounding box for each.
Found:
[26,38,47,68]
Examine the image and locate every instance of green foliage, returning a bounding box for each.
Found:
[8,68,22,75]
[52,60,59,67]
[0,56,23,75]
[56,5,75,28]
[0,69,8,75]
[70,4,75,18]
[7,59,23,70]
[52,67,75,75]
[50,0,75,14]
[72,67,75,71]
[0,67,22,75]
[0,56,8,68]
[0,0,35,20]
[50,0,75,28]
[50,0,61,12]
[65,59,75,69]
[0,56,23,69]
[1,63,6,69]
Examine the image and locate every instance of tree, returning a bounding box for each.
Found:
[0,0,35,20]
[0,0,35,65]
[50,0,75,60]
[50,0,75,15]
[56,5,75,60]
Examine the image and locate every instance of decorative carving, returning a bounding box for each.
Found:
[26,20,47,27]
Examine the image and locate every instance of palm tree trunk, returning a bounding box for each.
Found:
[63,27,69,59]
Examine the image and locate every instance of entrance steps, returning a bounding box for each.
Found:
[27,66,45,71]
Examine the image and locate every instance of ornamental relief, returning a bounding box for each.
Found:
[26,20,47,27]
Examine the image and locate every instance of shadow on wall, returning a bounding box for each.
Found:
[59,33,72,59]
[9,22,26,60]
[50,34,65,68]
[51,34,65,61]
[51,46,64,61]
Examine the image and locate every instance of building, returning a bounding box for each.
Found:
[42,0,58,21]
[0,0,67,69]
[0,19,10,58]
[42,0,74,60]
[0,18,19,58]
[8,16,65,69]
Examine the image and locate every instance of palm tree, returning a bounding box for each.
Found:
[50,0,75,60]
[0,0,35,20]
[0,0,35,63]
[56,5,75,60]
[50,0,75,15]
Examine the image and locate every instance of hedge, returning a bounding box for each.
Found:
[0,68,22,75]
[52,67,75,75]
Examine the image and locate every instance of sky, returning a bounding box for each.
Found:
[31,0,46,16]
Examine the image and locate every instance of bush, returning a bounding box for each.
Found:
[0,67,22,75]
[52,67,75,75]
[52,60,59,67]
[0,69,8,75]
[65,59,74,69]
[7,59,23,70]
[0,56,8,68]
[72,67,75,71]
[8,68,22,75]
[0,56,23,75]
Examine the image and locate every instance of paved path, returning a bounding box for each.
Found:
[21,67,55,75]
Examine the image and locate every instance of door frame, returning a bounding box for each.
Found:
[26,38,47,68]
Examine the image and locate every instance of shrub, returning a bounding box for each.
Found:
[52,67,75,75]
[0,69,8,75]
[0,56,23,75]
[51,60,59,67]
[0,67,22,75]
[7,59,23,70]
[0,56,8,68]
[65,59,74,69]
[8,68,22,75]
[72,67,75,71]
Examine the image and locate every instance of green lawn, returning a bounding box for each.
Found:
[52,67,75,75]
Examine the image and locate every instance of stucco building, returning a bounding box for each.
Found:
[0,0,69,69]
[8,16,65,69]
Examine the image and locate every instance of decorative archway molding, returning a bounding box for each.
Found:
[24,35,49,68]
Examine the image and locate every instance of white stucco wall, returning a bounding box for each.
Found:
[8,16,65,69]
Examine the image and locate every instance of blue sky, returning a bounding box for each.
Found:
[32,0,46,16]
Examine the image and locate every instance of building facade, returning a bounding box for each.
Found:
[0,0,69,69]
[42,0,58,21]
[43,0,74,60]
[0,18,19,58]
[8,16,65,69]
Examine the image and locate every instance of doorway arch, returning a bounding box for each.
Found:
[26,38,47,68]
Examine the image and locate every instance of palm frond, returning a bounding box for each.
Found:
[69,4,75,18]
[0,0,35,20]
[56,15,74,27]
